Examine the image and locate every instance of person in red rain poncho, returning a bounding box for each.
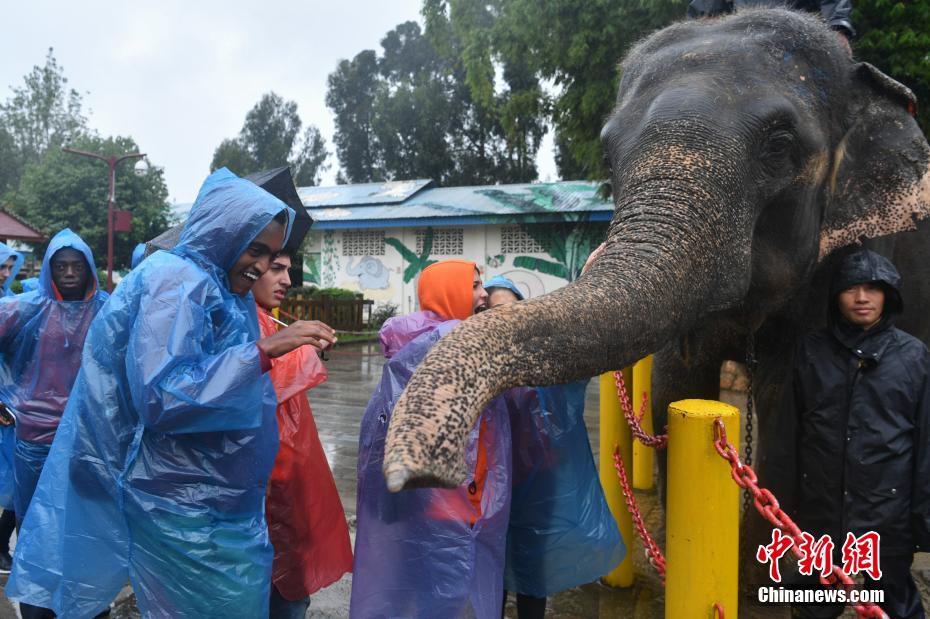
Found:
[252,250,352,618]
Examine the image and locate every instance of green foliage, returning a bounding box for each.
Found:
[210,92,330,186]
[0,48,89,199]
[326,18,546,185]
[370,302,399,329]
[312,287,360,299]
[10,134,170,269]
[8,279,23,295]
[511,218,607,281]
[426,0,687,180]
[0,48,87,169]
[853,0,930,132]
[512,256,569,279]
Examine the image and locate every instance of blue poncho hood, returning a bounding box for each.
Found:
[0,242,24,297]
[37,228,100,300]
[174,167,293,276]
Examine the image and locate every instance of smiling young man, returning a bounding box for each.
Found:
[251,252,352,619]
[783,249,930,619]
[7,169,332,618]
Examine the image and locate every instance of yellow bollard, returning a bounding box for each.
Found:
[599,370,634,587]
[666,400,740,619]
[632,356,655,490]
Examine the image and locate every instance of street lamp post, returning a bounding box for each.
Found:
[62,147,145,292]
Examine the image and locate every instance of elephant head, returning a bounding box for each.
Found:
[383,9,930,491]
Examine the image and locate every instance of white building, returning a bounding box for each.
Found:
[299,179,611,314]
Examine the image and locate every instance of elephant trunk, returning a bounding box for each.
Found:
[384,133,750,491]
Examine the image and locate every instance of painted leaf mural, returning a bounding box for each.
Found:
[478,185,609,282]
[385,227,437,283]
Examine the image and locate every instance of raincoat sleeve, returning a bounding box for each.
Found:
[0,296,31,351]
[270,344,327,403]
[911,351,930,551]
[126,282,266,434]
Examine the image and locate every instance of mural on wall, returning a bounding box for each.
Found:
[321,230,339,288]
[499,269,545,299]
[478,185,609,282]
[346,256,390,289]
[513,214,606,282]
[385,227,436,283]
[485,254,504,268]
[303,253,322,285]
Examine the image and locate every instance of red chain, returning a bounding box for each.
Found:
[612,446,666,582]
[613,370,668,449]
[712,418,888,619]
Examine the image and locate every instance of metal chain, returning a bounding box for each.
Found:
[613,446,667,582]
[743,334,756,514]
[613,370,668,449]
[712,418,888,619]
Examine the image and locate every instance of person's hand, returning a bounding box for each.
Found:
[0,402,14,427]
[258,320,337,358]
[582,242,607,275]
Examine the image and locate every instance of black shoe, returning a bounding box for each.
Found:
[0,550,11,574]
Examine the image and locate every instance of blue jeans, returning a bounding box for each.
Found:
[13,439,50,524]
[270,585,310,619]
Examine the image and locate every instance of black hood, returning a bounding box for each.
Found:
[829,249,903,318]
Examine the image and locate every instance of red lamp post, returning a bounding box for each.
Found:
[62,147,145,292]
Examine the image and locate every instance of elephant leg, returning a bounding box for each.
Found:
[651,341,724,506]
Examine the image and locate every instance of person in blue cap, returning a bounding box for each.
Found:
[0,230,108,618]
[484,274,624,619]
[0,241,23,574]
[7,169,333,618]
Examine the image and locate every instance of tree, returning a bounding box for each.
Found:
[11,134,171,269]
[210,92,329,186]
[427,0,688,180]
[0,48,89,199]
[326,19,546,185]
[853,1,930,133]
[0,48,88,167]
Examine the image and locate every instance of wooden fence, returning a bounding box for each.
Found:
[280,295,374,332]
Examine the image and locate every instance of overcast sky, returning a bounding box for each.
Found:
[0,1,557,205]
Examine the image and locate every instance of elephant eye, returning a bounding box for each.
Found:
[760,129,797,171]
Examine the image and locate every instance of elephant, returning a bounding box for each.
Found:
[347,255,390,289]
[382,5,930,539]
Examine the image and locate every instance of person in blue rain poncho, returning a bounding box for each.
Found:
[0,230,107,618]
[351,259,516,619]
[130,242,146,269]
[0,241,23,573]
[484,276,624,619]
[8,169,329,618]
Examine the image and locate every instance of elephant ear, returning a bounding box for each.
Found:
[820,62,930,260]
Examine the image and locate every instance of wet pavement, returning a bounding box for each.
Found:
[2,342,930,617]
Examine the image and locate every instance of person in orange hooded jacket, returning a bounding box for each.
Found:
[252,250,353,619]
[350,260,513,619]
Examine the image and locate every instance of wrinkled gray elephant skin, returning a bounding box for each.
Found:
[383,8,930,496]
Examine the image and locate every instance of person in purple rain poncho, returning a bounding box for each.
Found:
[350,259,516,619]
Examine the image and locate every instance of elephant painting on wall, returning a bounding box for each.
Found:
[347,256,391,290]
[382,7,930,579]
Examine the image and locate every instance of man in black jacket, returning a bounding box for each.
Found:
[688,1,854,44]
[787,249,929,618]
